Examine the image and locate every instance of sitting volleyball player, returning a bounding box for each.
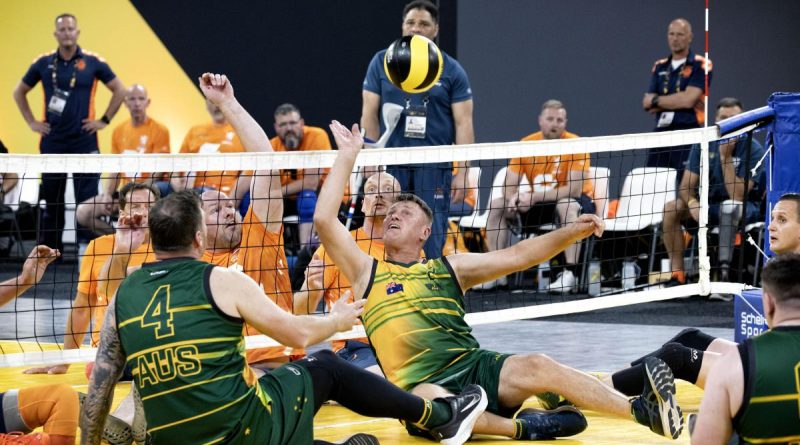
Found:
[295,171,416,374]
[313,120,685,440]
[79,189,487,445]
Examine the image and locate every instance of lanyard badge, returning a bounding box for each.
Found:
[47,52,79,116]
[404,97,428,139]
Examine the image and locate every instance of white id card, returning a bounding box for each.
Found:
[657,111,675,128]
[47,89,70,115]
[404,106,427,139]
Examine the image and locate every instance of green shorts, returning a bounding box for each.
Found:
[256,363,315,445]
[424,349,514,416]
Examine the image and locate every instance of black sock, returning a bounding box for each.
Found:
[295,350,451,428]
[615,343,705,395]
[667,327,717,351]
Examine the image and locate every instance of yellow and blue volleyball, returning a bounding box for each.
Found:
[383,35,443,94]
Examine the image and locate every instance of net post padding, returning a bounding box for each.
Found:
[765,93,800,255]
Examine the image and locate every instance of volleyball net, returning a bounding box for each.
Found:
[0,104,782,368]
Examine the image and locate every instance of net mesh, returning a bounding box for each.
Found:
[0,123,770,367]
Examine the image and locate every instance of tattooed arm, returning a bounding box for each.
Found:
[80,298,127,445]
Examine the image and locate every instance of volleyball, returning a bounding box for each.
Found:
[383,35,443,94]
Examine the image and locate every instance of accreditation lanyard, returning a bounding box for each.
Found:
[661,58,688,95]
[47,51,79,116]
[51,51,79,91]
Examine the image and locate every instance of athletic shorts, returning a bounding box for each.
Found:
[521,194,595,232]
[257,364,315,445]
[336,340,379,369]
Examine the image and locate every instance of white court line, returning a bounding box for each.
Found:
[313,417,393,430]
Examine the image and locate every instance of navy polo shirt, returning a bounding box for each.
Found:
[362,48,472,150]
[22,46,116,154]
[647,49,711,131]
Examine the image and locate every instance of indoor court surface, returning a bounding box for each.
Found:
[0,317,732,443]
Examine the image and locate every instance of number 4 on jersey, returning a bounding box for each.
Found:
[141,285,175,339]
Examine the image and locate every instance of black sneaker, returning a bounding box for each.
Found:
[429,384,488,445]
[535,391,574,410]
[335,433,380,444]
[631,357,684,439]
[514,406,587,440]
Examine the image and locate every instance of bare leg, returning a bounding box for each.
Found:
[486,197,510,252]
[556,199,582,264]
[662,199,689,272]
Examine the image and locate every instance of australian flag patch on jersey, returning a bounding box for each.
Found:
[386,281,404,295]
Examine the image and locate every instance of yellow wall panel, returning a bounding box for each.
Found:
[0,0,208,154]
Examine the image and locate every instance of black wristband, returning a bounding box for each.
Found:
[651,95,660,108]
[100,115,110,125]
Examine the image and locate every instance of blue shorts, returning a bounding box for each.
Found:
[335,341,378,369]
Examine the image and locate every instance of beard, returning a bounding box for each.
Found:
[283,132,302,149]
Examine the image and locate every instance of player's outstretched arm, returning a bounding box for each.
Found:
[211,266,363,347]
[449,214,603,291]
[690,348,741,444]
[0,245,59,307]
[313,121,374,298]
[198,73,282,232]
[81,298,127,445]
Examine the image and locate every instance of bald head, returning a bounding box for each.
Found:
[124,84,151,124]
[667,18,693,58]
[363,172,402,219]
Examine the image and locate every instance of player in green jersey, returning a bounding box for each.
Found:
[314,120,685,440]
[691,253,800,444]
[80,73,488,445]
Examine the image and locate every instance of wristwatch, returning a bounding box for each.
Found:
[651,95,660,108]
[100,115,110,125]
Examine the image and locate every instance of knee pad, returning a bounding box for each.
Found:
[296,190,318,223]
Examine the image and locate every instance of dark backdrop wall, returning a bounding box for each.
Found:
[458,0,800,204]
[131,0,458,136]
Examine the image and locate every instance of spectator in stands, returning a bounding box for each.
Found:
[643,18,711,175]
[480,100,594,293]
[24,182,159,375]
[360,0,474,260]
[75,84,170,237]
[294,171,405,375]
[691,253,800,444]
[12,13,126,254]
[269,103,332,248]
[0,139,20,256]
[661,98,764,293]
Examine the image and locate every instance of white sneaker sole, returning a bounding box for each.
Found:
[440,386,488,445]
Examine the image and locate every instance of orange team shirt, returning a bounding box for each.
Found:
[509,131,594,198]
[77,235,156,345]
[201,207,299,363]
[452,162,476,208]
[312,228,424,352]
[270,125,332,188]
[180,122,245,195]
[111,117,171,187]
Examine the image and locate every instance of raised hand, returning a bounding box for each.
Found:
[20,245,60,285]
[113,212,147,255]
[329,290,365,332]
[198,73,234,105]
[571,213,604,240]
[329,120,364,157]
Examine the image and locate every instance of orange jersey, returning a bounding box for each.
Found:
[180,122,244,194]
[453,162,476,208]
[77,234,156,345]
[201,207,298,363]
[111,117,170,187]
[509,131,593,198]
[270,125,332,188]
[312,228,424,351]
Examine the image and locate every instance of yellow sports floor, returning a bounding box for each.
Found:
[0,362,703,444]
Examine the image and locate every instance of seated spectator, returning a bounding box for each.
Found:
[691,253,800,443]
[270,103,332,248]
[449,161,475,217]
[75,84,169,237]
[294,172,409,375]
[0,139,19,256]
[481,100,594,293]
[661,98,764,295]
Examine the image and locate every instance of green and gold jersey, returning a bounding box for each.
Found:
[362,257,479,390]
[115,258,271,444]
[735,326,800,443]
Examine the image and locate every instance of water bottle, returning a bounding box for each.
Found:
[588,260,602,296]
[622,260,639,290]
[537,261,550,292]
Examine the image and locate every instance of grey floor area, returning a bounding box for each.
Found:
[0,261,734,371]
